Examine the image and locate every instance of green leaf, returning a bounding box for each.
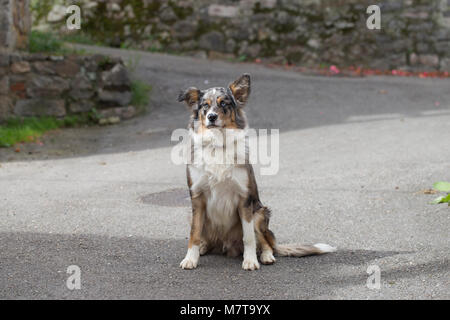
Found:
[433,181,450,192]
[441,194,450,203]
[431,196,444,204]
[431,194,450,204]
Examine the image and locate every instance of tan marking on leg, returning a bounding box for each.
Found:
[188,195,206,248]
[254,210,276,264]
[180,194,206,269]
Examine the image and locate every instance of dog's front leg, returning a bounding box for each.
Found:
[180,196,205,269]
[239,203,260,271]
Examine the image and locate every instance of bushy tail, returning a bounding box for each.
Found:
[274,243,336,257]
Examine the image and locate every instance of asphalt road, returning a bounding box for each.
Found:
[0,46,449,299]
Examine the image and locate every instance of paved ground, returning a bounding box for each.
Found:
[0,46,449,299]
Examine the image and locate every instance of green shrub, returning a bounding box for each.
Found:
[29,30,63,53]
[131,80,152,113]
[28,31,86,55]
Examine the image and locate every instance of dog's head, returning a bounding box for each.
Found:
[178,74,251,132]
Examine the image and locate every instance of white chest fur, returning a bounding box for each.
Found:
[188,129,249,232]
[189,164,248,230]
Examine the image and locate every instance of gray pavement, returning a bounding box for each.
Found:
[0,46,449,299]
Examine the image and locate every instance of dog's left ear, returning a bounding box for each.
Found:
[228,73,251,107]
[177,87,202,110]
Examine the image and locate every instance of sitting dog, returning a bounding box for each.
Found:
[177,73,335,270]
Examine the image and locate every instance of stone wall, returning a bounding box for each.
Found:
[0,52,136,122]
[41,0,450,71]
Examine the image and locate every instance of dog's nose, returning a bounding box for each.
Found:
[207,113,218,122]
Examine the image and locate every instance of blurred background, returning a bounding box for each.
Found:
[5,0,450,72]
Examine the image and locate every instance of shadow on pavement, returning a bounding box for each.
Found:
[2,231,444,299]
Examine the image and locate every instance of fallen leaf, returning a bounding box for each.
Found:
[14,147,20,153]
[420,189,438,194]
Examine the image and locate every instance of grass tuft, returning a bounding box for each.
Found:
[28,30,86,55]
[0,116,91,148]
[29,30,63,53]
[131,80,152,113]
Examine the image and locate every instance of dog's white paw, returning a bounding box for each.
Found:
[242,257,260,271]
[260,250,276,265]
[180,246,200,269]
[180,257,198,269]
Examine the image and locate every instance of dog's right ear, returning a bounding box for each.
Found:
[177,87,202,109]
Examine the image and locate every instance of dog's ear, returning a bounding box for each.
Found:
[177,87,202,109]
[228,74,251,107]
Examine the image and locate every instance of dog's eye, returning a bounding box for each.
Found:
[220,101,227,108]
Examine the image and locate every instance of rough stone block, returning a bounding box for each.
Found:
[0,96,13,121]
[440,58,450,71]
[0,75,9,95]
[11,61,30,74]
[26,75,70,97]
[419,54,439,67]
[98,89,132,106]
[70,74,94,100]
[101,63,131,89]
[208,5,239,18]
[69,100,95,113]
[32,61,57,75]
[14,99,66,117]
[172,20,198,40]
[54,59,80,78]
[9,78,26,98]
[0,52,10,67]
[199,31,225,52]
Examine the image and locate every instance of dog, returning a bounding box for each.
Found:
[177,73,336,270]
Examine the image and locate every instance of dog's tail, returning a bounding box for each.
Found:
[274,243,336,257]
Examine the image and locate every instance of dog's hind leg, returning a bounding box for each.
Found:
[255,207,276,265]
[199,239,209,256]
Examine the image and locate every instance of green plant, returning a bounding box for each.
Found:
[29,30,63,53]
[125,55,142,74]
[131,80,152,113]
[238,54,248,62]
[0,115,94,148]
[28,31,86,55]
[88,108,102,122]
[431,182,450,205]
[0,117,61,147]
